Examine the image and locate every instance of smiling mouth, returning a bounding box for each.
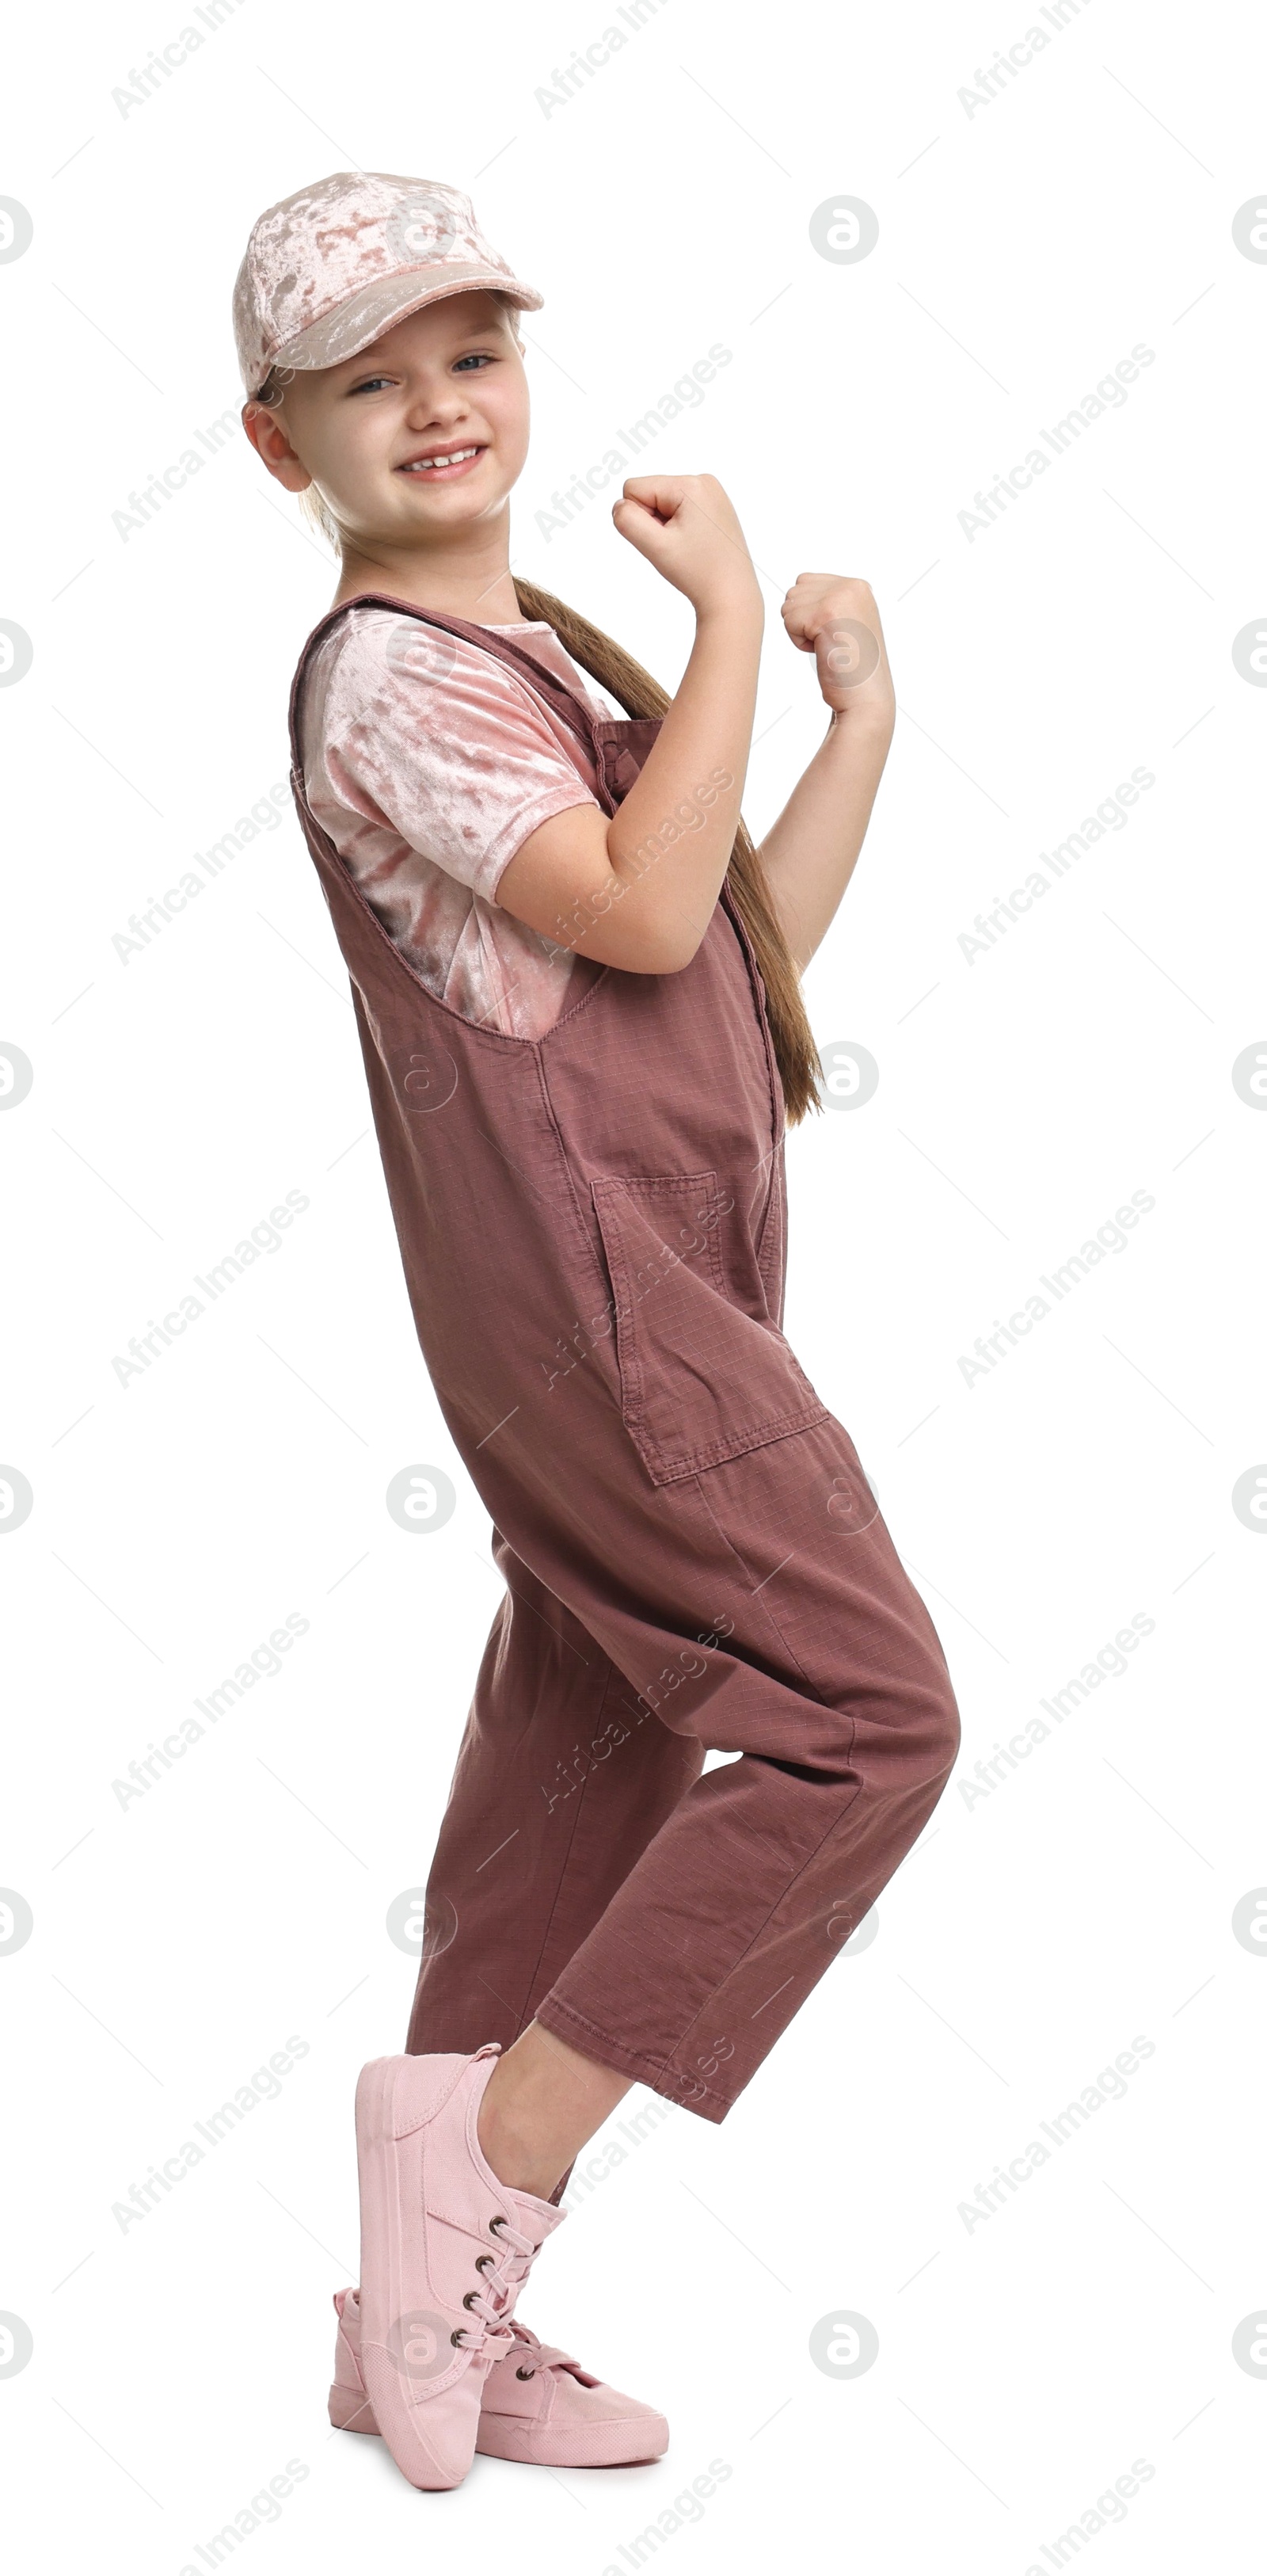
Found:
[398,445,486,478]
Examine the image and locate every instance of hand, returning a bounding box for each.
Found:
[780,574,895,726]
[612,474,762,620]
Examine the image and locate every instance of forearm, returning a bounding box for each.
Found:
[603,593,763,965]
[757,707,895,972]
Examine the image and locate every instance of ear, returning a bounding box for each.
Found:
[241,399,313,493]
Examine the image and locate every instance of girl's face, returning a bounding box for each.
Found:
[244,289,530,550]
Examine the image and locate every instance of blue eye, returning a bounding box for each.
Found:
[350,375,393,394]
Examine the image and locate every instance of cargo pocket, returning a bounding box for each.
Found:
[591,1172,829,1487]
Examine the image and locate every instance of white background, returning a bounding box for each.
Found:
[2,1,1265,2569]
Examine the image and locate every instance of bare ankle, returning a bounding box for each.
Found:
[476,2093,562,2201]
[476,2022,631,2202]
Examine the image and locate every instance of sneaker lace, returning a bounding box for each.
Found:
[451,2212,539,2361]
[502,2320,574,2382]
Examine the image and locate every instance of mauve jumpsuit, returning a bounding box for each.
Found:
[289,595,961,2122]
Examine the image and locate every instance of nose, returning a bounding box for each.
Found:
[405,377,470,428]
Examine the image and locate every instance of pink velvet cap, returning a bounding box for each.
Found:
[233,170,544,398]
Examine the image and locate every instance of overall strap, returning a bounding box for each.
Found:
[287,590,615,778]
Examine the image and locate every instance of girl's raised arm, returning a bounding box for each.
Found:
[495,474,763,975]
[498,511,896,984]
[754,572,896,971]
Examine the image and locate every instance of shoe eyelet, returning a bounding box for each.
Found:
[474,2253,496,2275]
[462,2289,481,2311]
[488,2216,508,2238]
[451,2328,467,2348]
[516,2365,535,2381]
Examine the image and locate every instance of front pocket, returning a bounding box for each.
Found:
[591,1172,829,1487]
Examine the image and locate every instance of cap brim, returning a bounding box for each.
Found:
[257,262,543,391]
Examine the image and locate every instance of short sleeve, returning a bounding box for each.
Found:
[305,608,602,902]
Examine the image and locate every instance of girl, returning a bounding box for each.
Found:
[236,170,961,2494]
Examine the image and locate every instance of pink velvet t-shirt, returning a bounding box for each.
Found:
[298,604,621,1038]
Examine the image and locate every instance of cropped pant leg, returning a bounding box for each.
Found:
[408,1416,961,2123]
[405,1530,705,2061]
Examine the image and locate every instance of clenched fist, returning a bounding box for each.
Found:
[612,473,762,621]
[780,574,895,726]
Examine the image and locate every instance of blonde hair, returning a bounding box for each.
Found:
[261,305,823,1121]
[298,483,342,550]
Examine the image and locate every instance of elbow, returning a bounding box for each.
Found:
[602,852,709,974]
[646,927,703,975]
[592,901,705,976]
[618,924,704,976]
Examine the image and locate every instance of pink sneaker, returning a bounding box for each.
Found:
[329,2288,669,2467]
[354,2045,564,2490]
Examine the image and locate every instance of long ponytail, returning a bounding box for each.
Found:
[512,577,823,1127]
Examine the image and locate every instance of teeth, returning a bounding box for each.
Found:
[406,447,480,471]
